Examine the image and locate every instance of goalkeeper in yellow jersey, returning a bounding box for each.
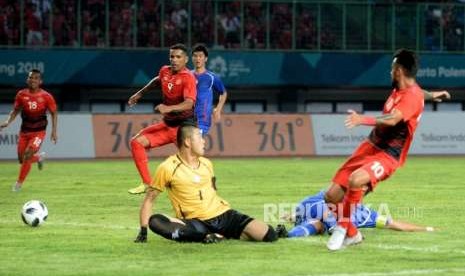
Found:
[134,123,278,243]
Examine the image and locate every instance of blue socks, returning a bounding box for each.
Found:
[288,222,318,237]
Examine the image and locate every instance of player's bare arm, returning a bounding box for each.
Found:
[135,187,160,243]
[422,89,451,102]
[213,92,228,122]
[386,219,434,232]
[140,187,160,227]
[345,109,403,129]
[0,108,20,130]
[155,98,194,115]
[128,76,160,107]
[50,110,58,144]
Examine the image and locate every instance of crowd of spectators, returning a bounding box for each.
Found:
[243,2,265,49]
[424,3,464,51]
[0,0,20,45]
[0,0,464,52]
[190,1,214,46]
[137,0,161,47]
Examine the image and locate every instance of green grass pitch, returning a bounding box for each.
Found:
[1,157,464,276]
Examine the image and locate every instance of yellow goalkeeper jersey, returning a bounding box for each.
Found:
[150,154,230,220]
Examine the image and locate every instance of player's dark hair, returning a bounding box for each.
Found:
[176,120,198,148]
[170,43,188,55]
[393,49,418,78]
[30,69,42,76]
[192,43,209,57]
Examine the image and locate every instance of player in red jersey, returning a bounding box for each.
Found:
[0,69,58,192]
[325,49,450,250]
[127,44,197,194]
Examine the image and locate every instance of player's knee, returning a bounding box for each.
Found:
[22,150,33,162]
[324,191,339,204]
[262,225,278,242]
[348,172,366,188]
[148,214,170,234]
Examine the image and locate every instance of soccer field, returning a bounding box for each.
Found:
[1,157,464,276]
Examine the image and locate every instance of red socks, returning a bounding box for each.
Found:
[18,160,32,183]
[30,153,39,163]
[131,139,151,184]
[17,153,40,184]
[338,188,363,237]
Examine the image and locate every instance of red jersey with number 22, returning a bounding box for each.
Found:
[368,84,424,165]
[14,88,57,133]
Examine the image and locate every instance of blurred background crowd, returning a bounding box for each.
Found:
[1,0,465,52]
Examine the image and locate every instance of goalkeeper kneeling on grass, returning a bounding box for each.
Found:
[134,122,278,244]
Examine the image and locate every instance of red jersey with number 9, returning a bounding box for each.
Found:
[158,65,197,126]
[14,88,57,133]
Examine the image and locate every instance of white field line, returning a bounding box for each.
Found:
[288,237,465,255]
[311,268,465,276]
[0,219,137,230]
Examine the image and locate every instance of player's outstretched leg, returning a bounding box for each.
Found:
[129,136,151,194]
[148,214,215,243]
[286,222,320,238]
[14,148,38,192]
[241,220,278,242]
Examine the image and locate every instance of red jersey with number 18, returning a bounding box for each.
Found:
[14,89,57,133]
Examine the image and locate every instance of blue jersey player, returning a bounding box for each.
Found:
[278,191,434,238]
[191,44,228,135]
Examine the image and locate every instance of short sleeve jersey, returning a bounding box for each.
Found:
[368,84,424,165]
[151,155,230,220]
[158,66,197,126]
[193,70,226,128]
[14,88,57,133]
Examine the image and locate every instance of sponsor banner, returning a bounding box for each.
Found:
[205,114,315,156]
[312,113,465,156]
[411,113,465,154]
[0,114,95,159]
[417,54,465,87]
[92,114,176,158]
[311,115,371,156]
[3,113,463,159]
[0,117,21,159]
[92,114,315,157]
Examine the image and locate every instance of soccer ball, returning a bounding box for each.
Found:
[21,200,48,227]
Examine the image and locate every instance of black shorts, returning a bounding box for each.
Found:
[201,209,254,239]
